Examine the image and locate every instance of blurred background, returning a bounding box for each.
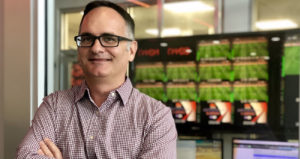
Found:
[1,0,300,158]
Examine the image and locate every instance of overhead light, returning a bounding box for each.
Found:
[146,28,182,37]
[162,28,181,36]
[255,19,298,30]
[145,29,159,36]
[127,0,150,8]
[164,1,214,13]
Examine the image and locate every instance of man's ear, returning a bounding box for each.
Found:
[128,41,138,62]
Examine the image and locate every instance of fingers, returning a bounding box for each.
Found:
[39,140,54,158]
[37,149,45,156]
[43,138,63,159]
[38,138,63,159]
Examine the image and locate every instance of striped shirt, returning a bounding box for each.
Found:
[17,78,177,159]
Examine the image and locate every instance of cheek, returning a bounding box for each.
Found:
[77,51,87,62]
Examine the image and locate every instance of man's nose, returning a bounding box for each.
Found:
[91,38,105,53]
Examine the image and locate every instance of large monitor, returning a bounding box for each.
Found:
[177,139,223,159]
[232,139,298,159]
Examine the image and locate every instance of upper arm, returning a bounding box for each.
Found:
[16,97,57,159]
[138,105,178,159]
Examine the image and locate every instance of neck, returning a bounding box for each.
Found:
[85,76,126,107]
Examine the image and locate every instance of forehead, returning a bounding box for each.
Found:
[80,7,127,35]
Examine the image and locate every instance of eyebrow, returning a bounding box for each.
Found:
[79,32,94,36]
[79,32,118,37]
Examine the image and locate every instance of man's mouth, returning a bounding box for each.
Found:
[88,58,112,62]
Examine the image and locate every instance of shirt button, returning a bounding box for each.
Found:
[95,111,101,117]
[111,92,115,97]
[90,136,94,140]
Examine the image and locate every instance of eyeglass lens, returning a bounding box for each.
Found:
[76,35,119,47]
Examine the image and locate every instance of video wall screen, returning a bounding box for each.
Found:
[166,62,197,81]
[134,62,165,82]
[282,35,300,129]
[198,61,231,81]
[196,39,230,60]
[135,83,166,101]
[133,33,280,128]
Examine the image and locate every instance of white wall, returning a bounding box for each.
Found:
[2,0,32,158]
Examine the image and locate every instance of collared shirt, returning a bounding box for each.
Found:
[17,78,177,159]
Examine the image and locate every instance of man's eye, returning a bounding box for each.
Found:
[81,36,93,42]
[102,36,117,43]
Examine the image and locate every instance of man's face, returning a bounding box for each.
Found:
[78,7,137,80]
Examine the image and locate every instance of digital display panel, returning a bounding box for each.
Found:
[196,140,222,159]
[135,83,166,101]
[199,82,232,101]
[202,102,232,125]
[236,102,268,125]
[172,101,197,123]
[166,62,197,81]
[166,82,197,101]
[232,37,268,58]
[233,139,298,159]
[283,43,300,75]
[134,62,165,82]
[196,39,230,60]
[233,60,268,80]
[233,81,268,101]
[199,61,231,81]
[177,139,223,159]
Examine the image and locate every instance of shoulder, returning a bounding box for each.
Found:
[42,86,81,110]
[130,88,177,144]
[130,88,170,111]
[129,88,172,122]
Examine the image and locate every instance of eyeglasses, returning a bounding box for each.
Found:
[74,34,133,47]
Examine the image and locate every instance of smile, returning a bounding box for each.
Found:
[88,58,112,62]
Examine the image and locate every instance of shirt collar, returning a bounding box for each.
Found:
[75,80,88,103]
[115,77,133,106]
[75,78,133,106]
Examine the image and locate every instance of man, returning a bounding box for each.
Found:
[17,1,177,158]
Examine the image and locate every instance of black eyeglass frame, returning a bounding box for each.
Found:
[74,34,133,47]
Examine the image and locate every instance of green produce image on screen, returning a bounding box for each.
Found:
[136,83,166,101]
[199,82,231,101]
[167,62,197,81]
[232,37,268,58]
[199,61,231,81]
[196,40,230,61]
[233,81,268,101]
[134,63,165,82]
[233,60,268,80]
[167,83,197,101]
[284,44,300,75]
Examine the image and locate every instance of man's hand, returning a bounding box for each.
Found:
[37,138,63,159]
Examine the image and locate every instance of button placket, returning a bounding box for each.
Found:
[86,111,99,156]
[95,111,101,117]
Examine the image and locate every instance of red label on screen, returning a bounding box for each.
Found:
[138,49,160,57]
[167,47,192,56]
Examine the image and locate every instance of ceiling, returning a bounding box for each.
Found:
[255,0,300,30]
[63,0,300,49]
